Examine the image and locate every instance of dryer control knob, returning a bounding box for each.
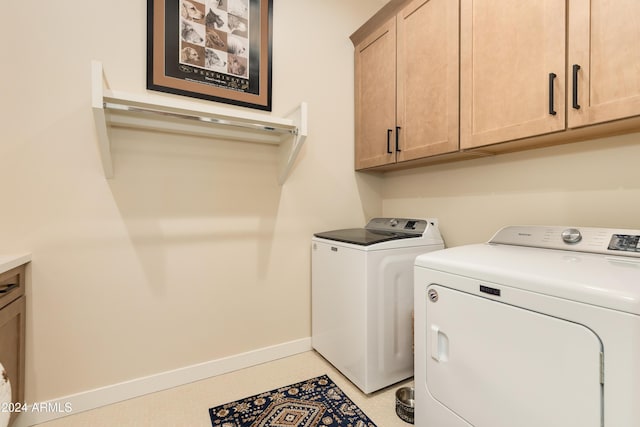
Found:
[389,218,399,227]
[562,228,582,244]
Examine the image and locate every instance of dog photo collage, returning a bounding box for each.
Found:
[180,0,249,78]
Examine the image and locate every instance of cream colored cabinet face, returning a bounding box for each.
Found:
[354,0,459,170]
[460,0,566,149]
[568,0,640,128]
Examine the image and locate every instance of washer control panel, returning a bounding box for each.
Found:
[489,225,640,258]
[365,218,437,235]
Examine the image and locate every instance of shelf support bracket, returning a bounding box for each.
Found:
[278,102,308,184]
[91,61,114,178]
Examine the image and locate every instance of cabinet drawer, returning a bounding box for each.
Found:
[0,265,25,310]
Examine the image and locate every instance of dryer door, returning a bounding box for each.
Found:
[426,284,602,427]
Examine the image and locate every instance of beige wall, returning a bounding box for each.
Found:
[3,0,640,408]
[0,1,387,402]
[381,133,640,246]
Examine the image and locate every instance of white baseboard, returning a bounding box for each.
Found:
[13,337,312,427]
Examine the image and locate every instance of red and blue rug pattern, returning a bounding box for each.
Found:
[208,374,377,427]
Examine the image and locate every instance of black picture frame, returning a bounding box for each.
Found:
[147,0,273,111]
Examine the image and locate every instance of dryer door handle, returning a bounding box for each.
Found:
[431,325,449,362]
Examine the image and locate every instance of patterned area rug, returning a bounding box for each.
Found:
[208,374,377,427]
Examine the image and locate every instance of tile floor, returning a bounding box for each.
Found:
[34,351,413,426]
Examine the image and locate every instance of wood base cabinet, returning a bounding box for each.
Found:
[0,265,27,427]
[352,0,459,170]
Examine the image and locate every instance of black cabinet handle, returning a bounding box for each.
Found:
[395,126,401,152]
[572,64,581,109]
[387,129,393,154]
[548,73,557,116]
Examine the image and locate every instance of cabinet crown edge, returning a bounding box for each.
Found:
[350,0,412,46]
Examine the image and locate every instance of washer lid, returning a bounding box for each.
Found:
[313,228,416,246]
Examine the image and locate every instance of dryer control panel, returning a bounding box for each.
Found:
[489,225,640,258]
[608,234,640,253]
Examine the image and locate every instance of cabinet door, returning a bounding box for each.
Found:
[354,17,397,170]
[568,0,640,128]
[0,296,26,426]
[397,0,459,161]
[460,0,566,149]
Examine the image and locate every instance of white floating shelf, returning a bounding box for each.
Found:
[91,60,308,184]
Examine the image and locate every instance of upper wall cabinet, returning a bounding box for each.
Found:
[352,0,459,170]
[460,1,566,149]
[353,16,396,169]
[353,0,640,171]
[461,0,640,150]
[568,0,640,129]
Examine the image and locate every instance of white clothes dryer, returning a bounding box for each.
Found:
[312,218,444,393]
[414,225,640,427]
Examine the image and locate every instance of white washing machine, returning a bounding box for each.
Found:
[414,225,640,427]
[312,217,444,393]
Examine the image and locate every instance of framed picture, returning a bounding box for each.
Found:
[147,0,273,111]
